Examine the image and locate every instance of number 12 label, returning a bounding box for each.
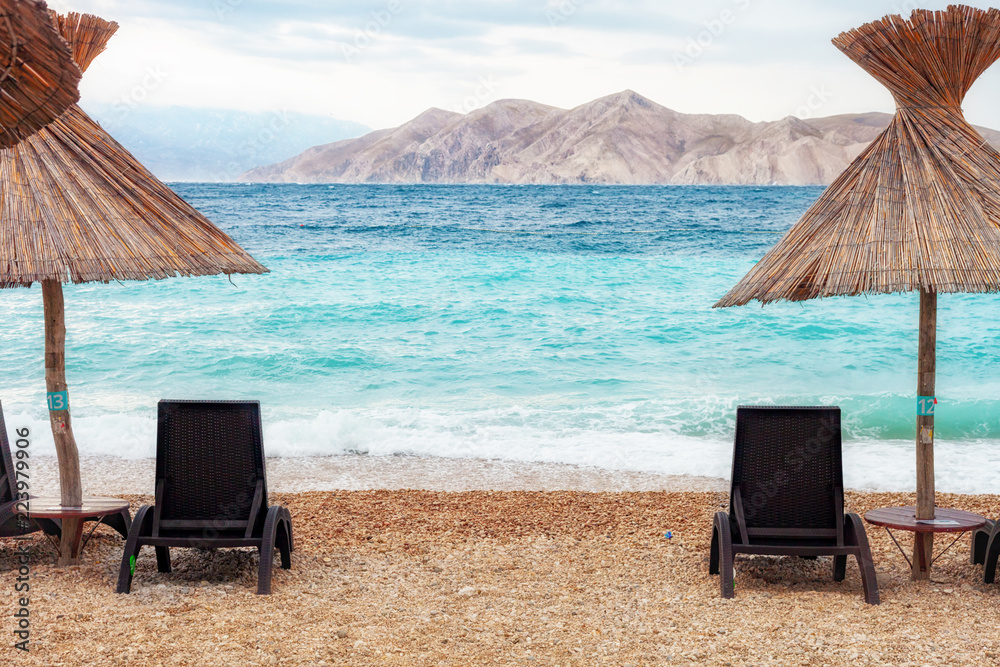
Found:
[917,396,937,417]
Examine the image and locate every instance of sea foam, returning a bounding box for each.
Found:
[7,407,1000,494]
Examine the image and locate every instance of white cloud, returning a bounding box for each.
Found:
[64,0,1000,130]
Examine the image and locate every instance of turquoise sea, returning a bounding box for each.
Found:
[2,184,999,492]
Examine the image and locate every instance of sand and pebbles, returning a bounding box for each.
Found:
[4,458,1000,665]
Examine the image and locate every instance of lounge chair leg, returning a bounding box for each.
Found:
[710,511,730,576]
[720,554,734,599]
[155,546,171,573]
[712,512,735,598]
[984,531,1000,584]
[117,505,153,594]
[117,541,141,594]
[845,513,880,605]
[258,542,274,595]
[278,520,292,570]
[258,506,287,595]
[855,554,879,605]
[833,555,847,582]
[972,530,989,565]
[709,525,720,575]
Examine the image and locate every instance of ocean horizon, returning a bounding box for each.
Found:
[3,184,999,493]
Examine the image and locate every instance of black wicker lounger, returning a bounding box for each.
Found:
[116,400,293,595]
[971,519,1000,582]
[0,400,130,540]
[709,406,879,604]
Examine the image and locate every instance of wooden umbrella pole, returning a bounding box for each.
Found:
[42,280,84,565]
[913,288,937,580]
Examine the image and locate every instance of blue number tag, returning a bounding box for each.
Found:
[47,391,69,412]
[917,396,936,417]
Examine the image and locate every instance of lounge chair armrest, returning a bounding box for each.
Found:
[714,510,734,539]
[972,518,997,564]
[844,513,870,547]
[125,505,156,540]
[0,498,25,527]
[261,505,292,537]
[0,498,42,536]
[975,518,997,539]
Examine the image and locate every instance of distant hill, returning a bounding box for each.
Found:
[239,90,1000,186]
[83,105,370,182]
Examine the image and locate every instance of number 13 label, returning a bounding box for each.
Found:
[47,391,69,412]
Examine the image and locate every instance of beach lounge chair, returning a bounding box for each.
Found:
[709,406,880,604]
[971,520,1000,582]
[0,400,130,540]
[116,400,293,595]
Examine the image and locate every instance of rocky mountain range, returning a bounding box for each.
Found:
[85,105,370,182]
[240,90,1000,186]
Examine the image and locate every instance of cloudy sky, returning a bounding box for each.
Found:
[59,0,1000,130]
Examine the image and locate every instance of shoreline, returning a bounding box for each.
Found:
[31,452,996,497]
[28,454,728,496]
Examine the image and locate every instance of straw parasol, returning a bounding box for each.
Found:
[716,5,1000,580]
[0,12,268,564]
[0,0,81,148]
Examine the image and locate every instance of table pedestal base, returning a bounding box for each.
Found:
[912,533,933,580]
[58,517,84,566]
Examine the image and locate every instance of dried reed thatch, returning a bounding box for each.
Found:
[0,12,267,565]
[0,12,268,288]
[0,0,81,148]
[716,5,1000,581]
[716,5,1000,308]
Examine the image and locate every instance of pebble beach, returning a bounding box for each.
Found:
[6,3,1000,666]
[5,459,1000,666]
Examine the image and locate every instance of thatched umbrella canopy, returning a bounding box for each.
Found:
[0,12,267,564]
[716,5,1000,579]
[0,0,81,148]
